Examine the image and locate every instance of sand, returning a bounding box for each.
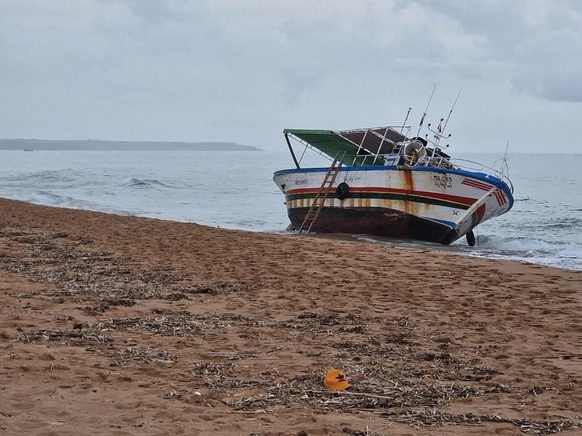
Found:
[0,197,580,435]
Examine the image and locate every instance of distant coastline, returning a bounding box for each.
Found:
[0,139,260,151]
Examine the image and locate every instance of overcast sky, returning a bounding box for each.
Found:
[1,0,581,153]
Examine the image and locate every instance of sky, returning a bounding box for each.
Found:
[1,0,581,153]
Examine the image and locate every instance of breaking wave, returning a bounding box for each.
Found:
[123,177,170,188]
[464,235,582,271]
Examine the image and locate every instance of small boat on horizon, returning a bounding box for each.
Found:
[273,120,514,246]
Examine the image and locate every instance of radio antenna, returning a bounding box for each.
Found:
[400,107,412,133]
[416,83,437,137]
[440,88,462,137]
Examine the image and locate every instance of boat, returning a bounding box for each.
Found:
[272,121,514,246]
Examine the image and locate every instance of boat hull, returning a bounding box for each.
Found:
[287,206,459,243]
[273,165,514,245]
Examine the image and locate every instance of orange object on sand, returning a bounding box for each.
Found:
[323,368,351,390]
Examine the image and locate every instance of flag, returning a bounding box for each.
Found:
[437,119,442,133]
[419,113,426,126]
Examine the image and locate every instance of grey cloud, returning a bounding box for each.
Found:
[0,0,581,151]
[411,0,582,102]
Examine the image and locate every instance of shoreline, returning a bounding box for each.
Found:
[1,198,581,435]
[4,194,580,273]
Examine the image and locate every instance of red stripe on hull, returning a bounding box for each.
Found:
[461,178,491,191]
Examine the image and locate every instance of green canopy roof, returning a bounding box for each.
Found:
[284,127,407,166]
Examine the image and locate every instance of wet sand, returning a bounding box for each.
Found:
[0,198,581,435]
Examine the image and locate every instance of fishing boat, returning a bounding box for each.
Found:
[272,120,514,246]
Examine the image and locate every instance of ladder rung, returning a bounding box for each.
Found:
[298,153,345,233]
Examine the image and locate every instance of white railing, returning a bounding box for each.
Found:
[448,158,514,193]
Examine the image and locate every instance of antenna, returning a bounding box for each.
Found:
[400,107,412,133]
[426,88,460,155]
[440,88,462,137]
[416,83,437,137]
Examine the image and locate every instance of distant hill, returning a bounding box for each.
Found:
[0,139,261,151]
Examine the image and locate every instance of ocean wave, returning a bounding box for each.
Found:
[360,233,582,271]
[544,216,582,229]
[123,177,170,189]
[5,169,85,187]
[9,191,97,209]
[5,191,139,218]
[468,235,582,270]
[515,196,544,203]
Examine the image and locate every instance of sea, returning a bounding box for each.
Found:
[1,149,581,271]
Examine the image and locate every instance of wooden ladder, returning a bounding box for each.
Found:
[298,154,344,234]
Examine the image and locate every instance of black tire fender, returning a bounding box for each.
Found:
[336,182,349,200]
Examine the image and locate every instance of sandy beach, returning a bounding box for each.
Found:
[0,197,580,435]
